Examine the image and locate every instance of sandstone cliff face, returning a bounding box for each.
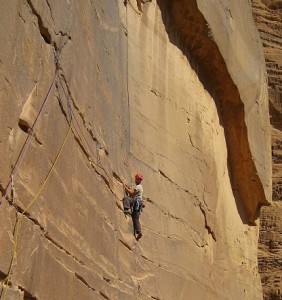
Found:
[0,1,271,299]
[251,0,282,299]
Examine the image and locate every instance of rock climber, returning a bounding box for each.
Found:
[123,173,144,241]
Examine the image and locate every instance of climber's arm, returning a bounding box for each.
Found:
[124,184,138,197]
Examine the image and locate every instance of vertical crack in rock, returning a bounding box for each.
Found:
[157,0,270,224]
[58,81,117,197]
[188,133,200,151]
[55,78,115,195]
[199,204,216,242]
[27,0,52,45]
[58,73,102,150]
[45,0,54,21]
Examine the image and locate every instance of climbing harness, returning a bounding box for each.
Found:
[133,196,142,212]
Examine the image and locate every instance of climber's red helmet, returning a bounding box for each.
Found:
[135,173,143,181]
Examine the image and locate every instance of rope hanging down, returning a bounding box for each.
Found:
[0,71,58,205]
[0,41,130,297]
[1,120,72,300]
[0,59,72,299]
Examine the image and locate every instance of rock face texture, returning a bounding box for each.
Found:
[252,0,282,299]
[0,1,271,299]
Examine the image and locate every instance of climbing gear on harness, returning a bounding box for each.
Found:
[133,197,142,212]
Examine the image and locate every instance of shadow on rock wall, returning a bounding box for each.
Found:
[156,0,270,225]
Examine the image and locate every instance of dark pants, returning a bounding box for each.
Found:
[132,211,141,234]
[123,196,142,234]
[123,196,134,211]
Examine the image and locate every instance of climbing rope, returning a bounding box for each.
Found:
[0,53,72,298]
[0,27,132,296]
[1,71,58,205]
[1,121,72,300]
[22,123,72,215]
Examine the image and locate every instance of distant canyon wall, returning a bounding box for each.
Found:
[0,1,271,299]
[252,0,282,299]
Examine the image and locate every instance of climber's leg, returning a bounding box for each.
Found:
[123,196,133,214]
[132,211,142,240]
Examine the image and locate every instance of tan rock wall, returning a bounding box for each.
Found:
[0,1,271,299]
[252,0,282,299]
[160,0,272,224]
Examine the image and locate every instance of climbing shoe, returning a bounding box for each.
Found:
[123,209,131,215]
[136,232,143,241]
